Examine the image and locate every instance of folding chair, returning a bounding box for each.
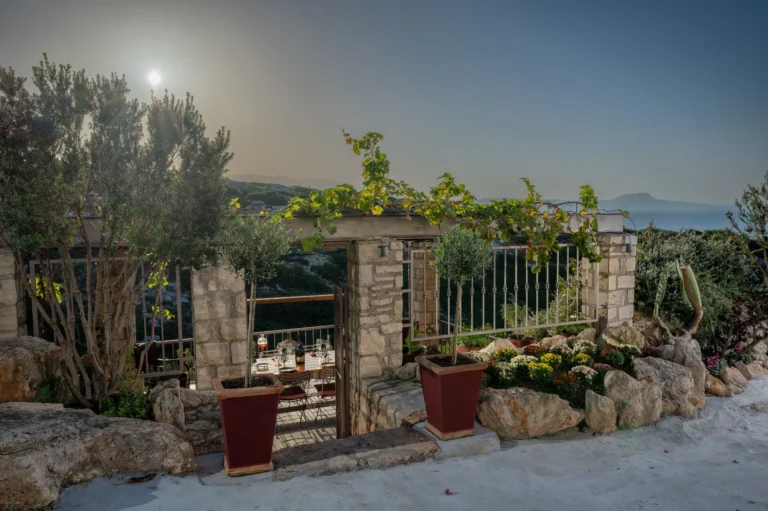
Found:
[313,367,336,422]
[277,371,311,424]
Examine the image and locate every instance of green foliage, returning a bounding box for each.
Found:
[0,56,232,409]
[457,324,493,347]
[727,170,768,283]
[222,212,294,284]
[433,227,493,286]
[527,362,555,384]
[100,389,152,420]
[286,131,602,270]
[30,377,69,404]
[635,227,753,344]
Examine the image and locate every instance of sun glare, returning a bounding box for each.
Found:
[147,71,161,87]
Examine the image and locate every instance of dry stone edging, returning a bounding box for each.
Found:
[0,402,194,511]
[585,389,616,435]
[720,367,749,395]
[633,357,701,417]
[705,373,732,397]
[604,370,662,429]
[476,387,584,440]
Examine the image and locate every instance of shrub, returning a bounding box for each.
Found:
[618,344,642,362]
[570,365,597,381]
[572,340,597,356]
[100,389,153,420]
[540,353,562,367]
[550,345,573,358]
[635,227,754,345]
[570,352,593,366]
[493,347,519,362]
[598,349,626,370]
[458,324,493,348]
[527,362,554,383]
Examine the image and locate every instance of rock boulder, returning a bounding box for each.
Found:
[0,336,63,403]
[735,361,766,380]
[585,389,616,435]
[149,379,185,433]
[598,323,646,351]
[705,373,731,397]
[671,336,707,410]
[480,337,518,356]
[633,357,700,417]
[604,371,662,429]
[477,387,584,440]
[576,328,597,343]
[720,367,748,395]
[151,381,224,455]
[0,402,194,511]
[537,335,569,350]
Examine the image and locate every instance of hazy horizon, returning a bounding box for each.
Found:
[1,0,766,204]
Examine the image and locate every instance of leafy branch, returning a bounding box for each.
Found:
[286,131,602,270]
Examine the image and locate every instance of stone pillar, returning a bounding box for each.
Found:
[0,250,23,340]
[587,234,637,332]
[347,238,404,435]
[347,238,404,380]
[410,242,440,339]
[191,264,247,390]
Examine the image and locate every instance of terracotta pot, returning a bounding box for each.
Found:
[456,346,483,353]
[213,375,284,476]
[416,354,488,440]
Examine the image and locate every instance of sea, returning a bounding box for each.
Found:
[627,211,734,232]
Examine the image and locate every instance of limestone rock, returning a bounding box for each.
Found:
[750,340,767,362]
[149,379,185,433]
[480,337,518,356]
[604,371,662,429]
[634,319,663,347]
[477,387,584,440]
[0,336,63,403]
[395,362,418,380]
[705,373,731,397]
[671,336,707,410]
[633,357,700,416]
[585,389,616,435]
[576,328,596,343]
[597,323,646,351]
[0,402,194,510]
[720,367,748,395]
[739,361,766,380]
[538,335,569,350]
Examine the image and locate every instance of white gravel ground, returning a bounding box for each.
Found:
[58,379,768,511]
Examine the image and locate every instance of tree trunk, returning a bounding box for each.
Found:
[452,286,462,366]
[245,279,256,386]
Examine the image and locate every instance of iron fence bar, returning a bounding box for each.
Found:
[535,260,540,326]
[31,261,39,338]
[575,248,580,321]
[514,249,519,328]
[470,277,474,331]
[176,264,183,376]
[492,251,497,330]
[546,257,550,324]
[481,269,486,328]
[594,261,599,321]
[447,278,451,335]
[503,249,508,329]
[566,245,570,320]
[524,260,529,327]
[556,250,560,326]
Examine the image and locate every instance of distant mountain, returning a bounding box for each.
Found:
[599,193,732,213]
[226,174,341,190]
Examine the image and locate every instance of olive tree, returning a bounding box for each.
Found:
[0,56,232,409]
[727,170,768,284]
[221,210,294,385]
[433,226,493,365]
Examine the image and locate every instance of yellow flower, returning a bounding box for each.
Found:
[571,353,593,366]
[540,353,562,366]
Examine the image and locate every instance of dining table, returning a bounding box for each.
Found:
[250,351,336,376]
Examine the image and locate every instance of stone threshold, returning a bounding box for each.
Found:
[272,427,437,481]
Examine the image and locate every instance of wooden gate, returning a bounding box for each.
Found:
[333,284,351,438]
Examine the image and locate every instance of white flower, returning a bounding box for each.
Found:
[509,355,537,369]
[573,340,597,355]
[570,365,597,380]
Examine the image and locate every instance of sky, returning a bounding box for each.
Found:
[1,0,767,204]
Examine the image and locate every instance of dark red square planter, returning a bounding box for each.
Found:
[213,375,283,476]
[416,354,487,440]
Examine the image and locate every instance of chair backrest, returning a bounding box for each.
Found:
[278,371,311,388]
[316,367,335,392]
[276,339,297,351]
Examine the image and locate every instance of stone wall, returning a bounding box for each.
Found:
[351,375,426,436]
[0,250,23,340]
[191,264,247,390]
[586,234,638,332]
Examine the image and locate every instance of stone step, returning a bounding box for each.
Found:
[413,421,501,459]
[272,427,437,480]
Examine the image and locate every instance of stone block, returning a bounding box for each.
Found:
[617,275,635,289]
[0,253,14,277]
[230,340,249,364]
[219,318,247,341]
[196,342,230,366]
[193,298,228,321]
[194,365,216,390]
[216,364,246,379]
[358,356,383,379]
[371,298,393,307]
[618,304,634,320]
[599,258,620,274]
[359,329,386,355]
[600,276,617,291]
[624,257,637,272]
[414,421,500,459]
[380,322,402,335]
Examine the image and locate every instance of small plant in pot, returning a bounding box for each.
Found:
[215,209,294,476]
[417,226,492,440]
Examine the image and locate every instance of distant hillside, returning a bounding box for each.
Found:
[600,193,732,213]
[225,180,315,208]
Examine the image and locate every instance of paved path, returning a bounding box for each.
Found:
[58,379,768,511]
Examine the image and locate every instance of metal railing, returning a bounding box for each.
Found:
[253,324,335,354]
[405,242,599,343]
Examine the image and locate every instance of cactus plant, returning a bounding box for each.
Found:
[677,261,705,334]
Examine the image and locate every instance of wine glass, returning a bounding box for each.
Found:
[320,341,328,364]
[257,336,268,358]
